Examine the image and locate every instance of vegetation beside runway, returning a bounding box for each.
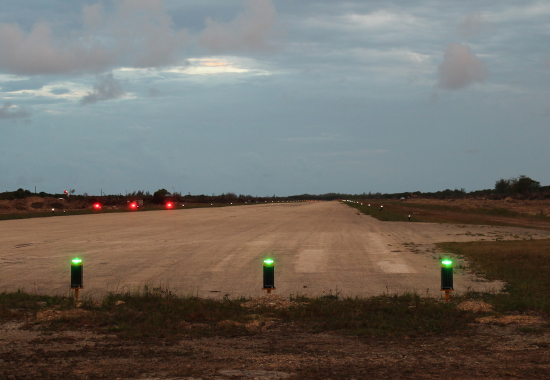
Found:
[1,288,476,341]
[438,239,550,314]
[0,202,246,222]
[346,200,550,230]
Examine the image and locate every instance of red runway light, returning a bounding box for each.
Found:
[93,203,101,210]
[166,202,173,209]
[130,202,137,209]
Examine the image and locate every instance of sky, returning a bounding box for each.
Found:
[0,0,549,196]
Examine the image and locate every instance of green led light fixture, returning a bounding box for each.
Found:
[440,258,454,302]
[263,258,275,293]
[71,257,84,301]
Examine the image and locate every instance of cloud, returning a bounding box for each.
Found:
[457,13,493,38]
[199,0,277,53]
[148,87,161,97]
[80,73,124,105]
[0,78,48,92]
[49,88,71,95]
[437,43,489,90]
[0,102,29,119]
[0,0,188,75]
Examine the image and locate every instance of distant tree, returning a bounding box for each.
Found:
[494,178,511,194]
[495,175,540,195]
[14,188,31,199]
[153,189,170,204]
[511,175,540,194]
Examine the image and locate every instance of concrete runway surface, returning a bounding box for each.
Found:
[1,202,549,299]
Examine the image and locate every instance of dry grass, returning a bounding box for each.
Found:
[437,239,550,314]
[347,200,550,230]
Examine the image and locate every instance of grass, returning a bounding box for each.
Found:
[348,202,409,222]
[437,239,550,314]
[346,201,550,229]
[277,292,468,337]
[1,286,476,341]
[0,290,71,320]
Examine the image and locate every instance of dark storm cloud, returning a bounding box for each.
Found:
[0,103,30,119]
[80,73,124,105]
[437,43,489,90]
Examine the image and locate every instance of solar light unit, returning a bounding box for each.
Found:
[440,259,454,302]
[262,258,275,294]
[71,258,84,301]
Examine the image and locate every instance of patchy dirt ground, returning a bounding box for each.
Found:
[1,300,549,379]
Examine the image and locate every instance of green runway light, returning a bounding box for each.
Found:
[441,258,454,292]
[441,259,453,267]
[71,257,84,291]
[263,258,275,290]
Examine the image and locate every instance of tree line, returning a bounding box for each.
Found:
[1,175,547,203]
